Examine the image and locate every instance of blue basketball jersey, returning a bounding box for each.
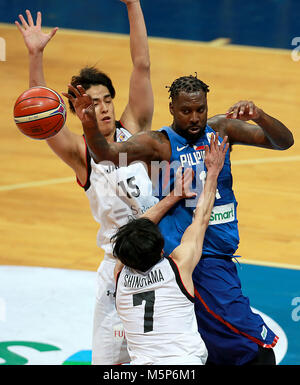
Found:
[157,125,240,257]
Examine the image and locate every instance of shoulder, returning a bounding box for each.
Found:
[146,130,170,144]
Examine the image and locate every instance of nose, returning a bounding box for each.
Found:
[190,111,200,125]
[99,101,108,113]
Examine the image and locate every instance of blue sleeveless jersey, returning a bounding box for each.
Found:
[156,125,240,257]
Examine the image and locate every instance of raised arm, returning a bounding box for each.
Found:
[15,10,87,184]
[63,85,171,166]
[15,10,58,87]
[119,0,154,134]
[171,133,229,274]
[208,100,294,150]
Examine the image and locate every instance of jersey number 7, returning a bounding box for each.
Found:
[133,290,155,333]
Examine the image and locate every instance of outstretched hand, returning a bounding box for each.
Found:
[15,10,58,54]
[204,133,229,174]
[174,167,197,200]
[225,100,262,121]
[62,85,97,126]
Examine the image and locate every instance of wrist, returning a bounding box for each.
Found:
[29,49,44,57]
[126,0,140,8]
[168,190,182,203]
[252,108,265,124]
[206,169,220,179]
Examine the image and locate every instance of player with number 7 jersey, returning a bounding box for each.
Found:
[115,258,208,365]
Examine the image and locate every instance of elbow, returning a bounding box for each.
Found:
[133,56,151,73]
[285,134,294,150]
[277,134,294,150]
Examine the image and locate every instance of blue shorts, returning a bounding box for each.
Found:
[192,257,278,365]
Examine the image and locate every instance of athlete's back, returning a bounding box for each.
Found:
[116,257,207,365]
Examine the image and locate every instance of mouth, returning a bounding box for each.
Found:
[187,126,201,134]
[101,116,111,122]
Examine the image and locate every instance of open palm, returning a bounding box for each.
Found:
[15,10,58,54]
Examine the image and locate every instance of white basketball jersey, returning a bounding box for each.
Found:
[79,124,158,262]
[116,257,208,365]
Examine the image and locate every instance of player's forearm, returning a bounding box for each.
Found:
[82,120,117,164]
[253,110,294,150]
[82,120,151,165]
[126,1,150,70]
[141,191,180,224]
[28,52,47,87]
[194,170,218,227]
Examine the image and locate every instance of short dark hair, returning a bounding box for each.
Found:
[167,73,210,101]
[111,218,164,272]
[68,66,116,113]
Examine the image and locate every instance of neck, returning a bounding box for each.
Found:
[106,127,117,143]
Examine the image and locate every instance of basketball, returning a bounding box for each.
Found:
[13,86,67,140]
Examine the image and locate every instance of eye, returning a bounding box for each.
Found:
[182,109,190,115]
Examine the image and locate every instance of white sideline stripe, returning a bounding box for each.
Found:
[232,155,300,166]
[1,155,300,192]
[0,177,74,191]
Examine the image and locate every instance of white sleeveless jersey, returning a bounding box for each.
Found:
[80,124,158,261]
[116,257,208,365]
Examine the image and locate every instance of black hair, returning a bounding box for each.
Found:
[68,66,116,113]
[167,73,210,101]
[111,218,164,272]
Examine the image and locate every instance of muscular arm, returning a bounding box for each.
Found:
[119,0,153,133]
[64,85,171,166]
[208,101,294,150]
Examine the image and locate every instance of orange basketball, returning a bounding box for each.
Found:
[14,86,67,140]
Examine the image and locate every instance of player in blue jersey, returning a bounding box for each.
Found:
[64,75,293,365]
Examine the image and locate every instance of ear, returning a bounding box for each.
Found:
[169,101,174,116]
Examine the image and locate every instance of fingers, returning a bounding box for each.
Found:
[182,167,194,183]
[18,13,29,29]
[62,84,89,106]
[182,168,197,198]
[67,84,85,98]
[36,11,42,27]
[15,10,37,31]
[220,135,228,152]
[175,166,183,180]
[226,101,257,119]
[15,21,23,34]
[61,92,72,100]
[49,27,59,39]
[26,9,34,26]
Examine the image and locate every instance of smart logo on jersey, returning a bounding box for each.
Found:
[209,203,235,225]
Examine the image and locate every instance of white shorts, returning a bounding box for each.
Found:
[92,258,130,365]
